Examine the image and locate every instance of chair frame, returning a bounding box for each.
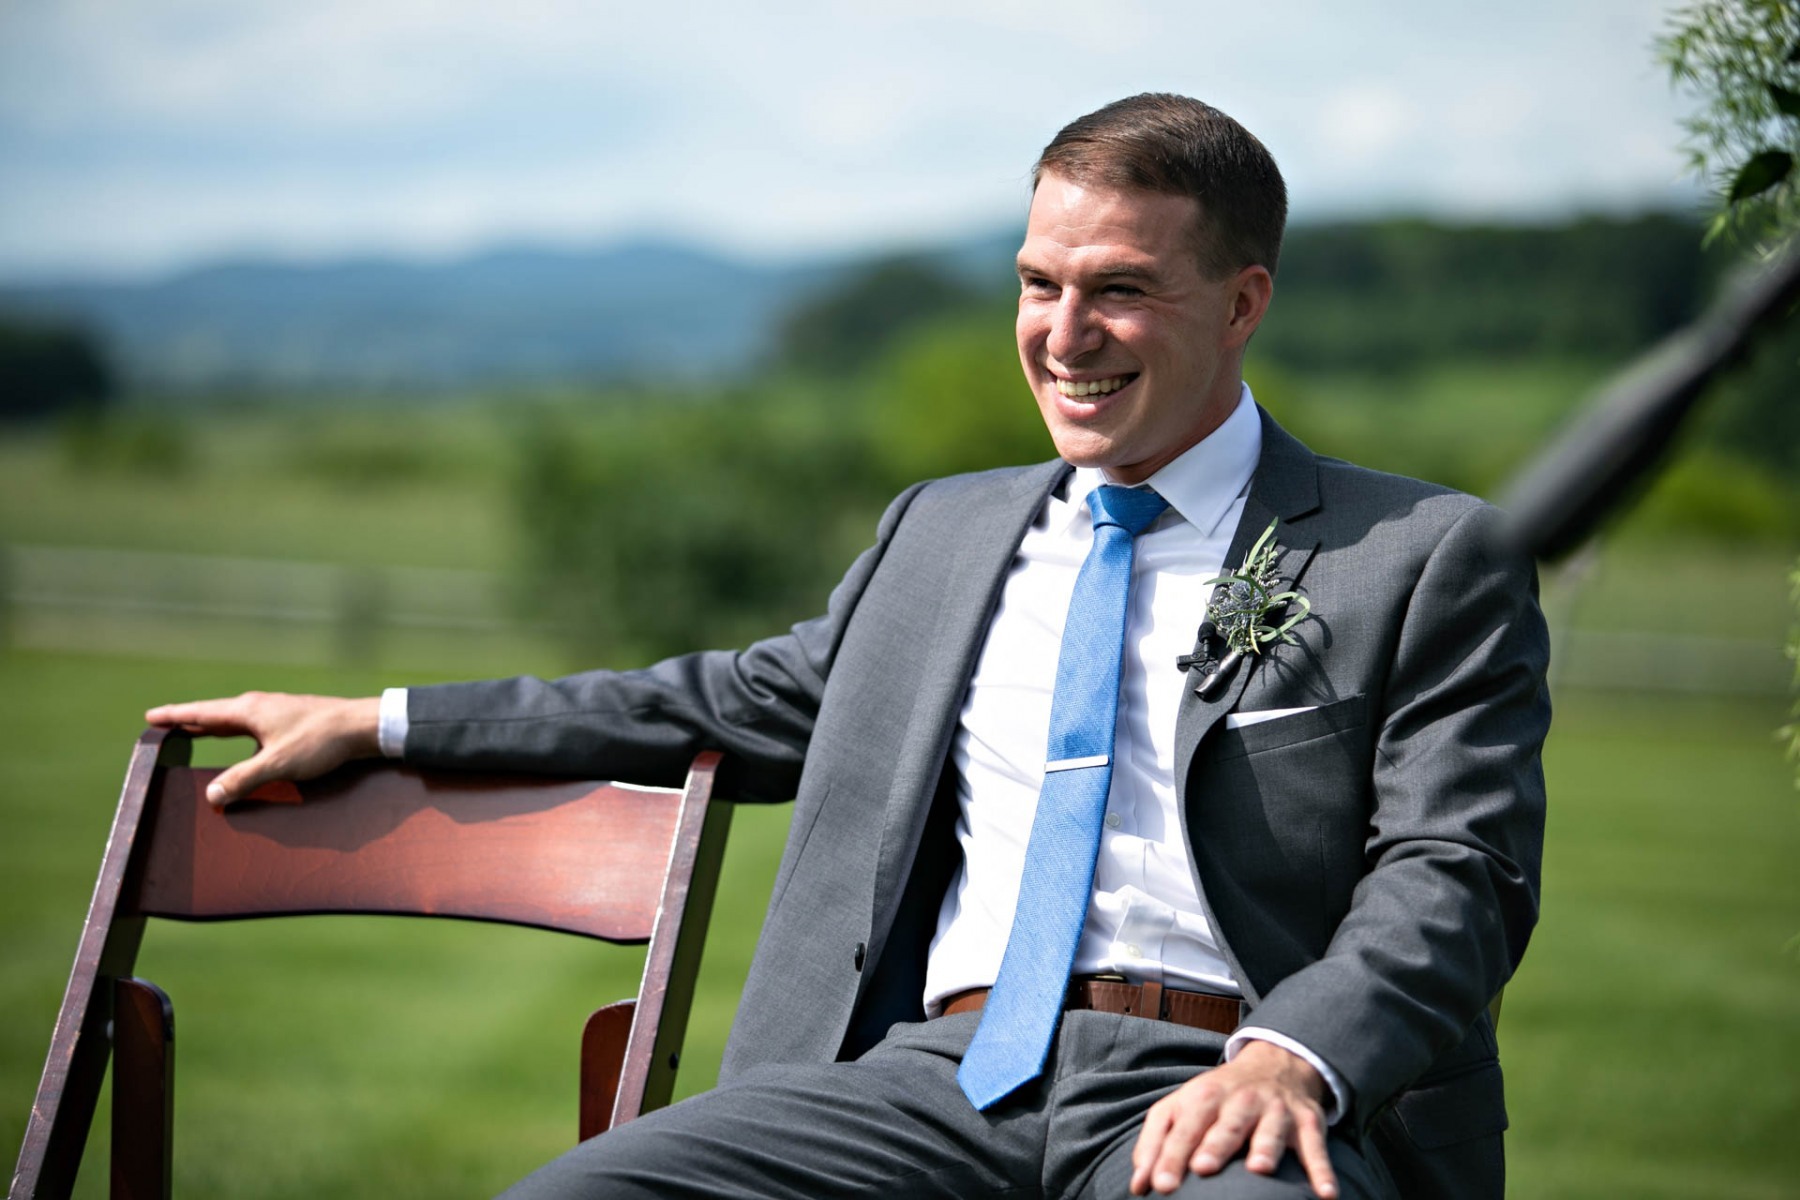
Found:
[9,728,729,1200]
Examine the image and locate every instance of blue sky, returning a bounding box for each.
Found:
[0,1,1702,282]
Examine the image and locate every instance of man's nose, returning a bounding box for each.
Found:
[1045,295,1103,363]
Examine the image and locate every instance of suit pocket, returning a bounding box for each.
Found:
[1214,693,1368,759]
[1373,1059,1509,1199]
[1388,1059,1509,1149]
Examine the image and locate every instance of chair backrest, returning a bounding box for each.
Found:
[10,728,728,1200]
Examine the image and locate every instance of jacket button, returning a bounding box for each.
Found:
[853,942,866,972]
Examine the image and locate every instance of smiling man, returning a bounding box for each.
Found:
[1016,169,1271,488]
[151,94,1548,1199]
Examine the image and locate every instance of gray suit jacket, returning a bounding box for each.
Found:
[406,409,1549,1193]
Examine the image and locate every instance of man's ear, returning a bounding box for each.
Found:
[1225,265,1274,348]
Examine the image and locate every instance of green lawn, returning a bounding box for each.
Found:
[1504,691,1800,1197]
[3,648,1795,1197]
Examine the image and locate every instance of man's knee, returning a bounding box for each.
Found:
[496,1105,699,1200]
[1081,1137,1388,1200]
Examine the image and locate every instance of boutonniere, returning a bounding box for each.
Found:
[1182,518,1312,700]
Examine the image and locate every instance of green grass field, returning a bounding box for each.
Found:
[3,652,1795,1198]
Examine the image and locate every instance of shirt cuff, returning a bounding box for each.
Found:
[1224,1026,1350,1126]
[377,687,410,759]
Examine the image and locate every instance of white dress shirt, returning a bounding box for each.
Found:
[917,386,1346,1116]
[379,383,1347,1116]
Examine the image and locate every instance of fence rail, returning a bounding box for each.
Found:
[0,542,559,676]
[0,542,1789,695]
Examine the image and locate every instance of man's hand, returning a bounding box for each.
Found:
[145,691,382,807]
[1129,1039,1337,1199]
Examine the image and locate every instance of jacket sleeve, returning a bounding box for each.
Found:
[401,481,928,801]
[1240,500,1550,1127]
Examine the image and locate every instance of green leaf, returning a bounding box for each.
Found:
[1770,84,1800,119]
[1729,150,1794,203]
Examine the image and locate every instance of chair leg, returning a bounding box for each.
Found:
[578,1000,636,1142]
[111,978,173,1200]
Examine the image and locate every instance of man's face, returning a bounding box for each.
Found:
[1015,173,1269,484]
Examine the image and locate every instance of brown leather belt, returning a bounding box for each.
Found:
[941,977,1239,1036]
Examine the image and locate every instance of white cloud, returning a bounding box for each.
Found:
[0,0,1704,279]
[1318,84,1419,165]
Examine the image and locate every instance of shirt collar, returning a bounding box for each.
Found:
[1057,382,1262,539]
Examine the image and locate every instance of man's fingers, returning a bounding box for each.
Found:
[1292,1106,1338,1199]
[207,760,258,807]
[1128,1102,1174,1195]
[144,690,266,737]
[1150,1102,1216,1193]
[1242,1105,1293,1175]
[1131,1080,1227,1196]
[207,749,287,807]
[1187,1092,1255,1177]
[145,697,255,737]
[1138,1100,1201,1195]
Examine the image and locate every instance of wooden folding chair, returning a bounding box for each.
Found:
[10,728,729,1200]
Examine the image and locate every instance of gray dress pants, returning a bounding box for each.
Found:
[500,1010,1392,1199]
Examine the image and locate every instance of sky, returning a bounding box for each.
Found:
[0,1,1704,283]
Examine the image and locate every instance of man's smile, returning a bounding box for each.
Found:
[1053,373,1139,398]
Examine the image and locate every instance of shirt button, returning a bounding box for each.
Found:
[1105,812,1123,829]
[1125,944,1143,959]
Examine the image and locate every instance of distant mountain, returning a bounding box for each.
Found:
[0,232,1022,395]
[0,214,1712,397]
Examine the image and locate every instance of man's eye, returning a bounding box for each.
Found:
[1021,277,1057,296]
[1103,284,1143,297]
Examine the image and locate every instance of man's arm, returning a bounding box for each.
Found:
[1244,500,1549,1115]
[1131,498,1549,1195]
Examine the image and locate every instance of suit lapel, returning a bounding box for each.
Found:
[1167,410,1324,1003]
[1172,410,1324,793]
[866,460,1070,945]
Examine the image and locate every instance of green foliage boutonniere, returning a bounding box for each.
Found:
[1202,518,1312,657]
[1184,518,1312,701]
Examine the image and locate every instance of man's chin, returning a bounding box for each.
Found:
[1045,436,1118,471]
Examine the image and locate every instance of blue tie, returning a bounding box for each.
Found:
[957,483,1169,1110]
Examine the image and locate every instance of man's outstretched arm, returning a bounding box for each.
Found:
[145,692,381,806]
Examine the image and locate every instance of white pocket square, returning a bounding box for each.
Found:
[1224,706,1317,730]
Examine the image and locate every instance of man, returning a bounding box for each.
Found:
[150,94,1548,1199]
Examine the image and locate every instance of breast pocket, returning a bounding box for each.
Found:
[1214,693,1369,760]
[1195,693,1376,954]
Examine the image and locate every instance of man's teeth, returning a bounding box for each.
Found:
[1055,375,1131,398]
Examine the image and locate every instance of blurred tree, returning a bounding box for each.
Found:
[56,409,192,477]
[1261,217,1712,371]
[1659,0,1800,791]
[509,307,1055,667]
[862,312,1052,485]
[1660,0,1800,250]
[510,393,887,666]
[1657,4,1800,480]
[0,318,114,421]
[773,256,987,376]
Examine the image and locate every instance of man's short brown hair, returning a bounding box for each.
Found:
[1033,93,1288,279]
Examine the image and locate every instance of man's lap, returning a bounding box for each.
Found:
[499,1011,1388,1200]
